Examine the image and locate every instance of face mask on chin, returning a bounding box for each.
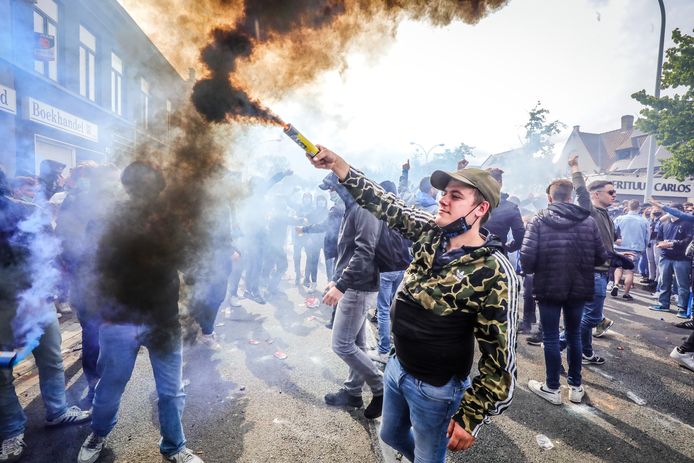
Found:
[441,202,482,239]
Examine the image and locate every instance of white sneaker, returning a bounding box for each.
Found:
[55,301,73,314]
[45,405,91,427]
[670,347,694,371]
[163,447,204,463]
[0,433,25,463]
[367,350,389,364]
[78,432,107,463]
[528,380,561,405]
[199,333,221,351]
[569,385,585,403]
[229,296,241,307]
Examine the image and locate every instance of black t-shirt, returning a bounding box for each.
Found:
[392,295,476,387]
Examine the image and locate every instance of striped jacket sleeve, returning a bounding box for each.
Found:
[341,167,436,242]
[452,252,519,436]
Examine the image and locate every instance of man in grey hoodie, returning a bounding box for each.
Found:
[321,173,384,420]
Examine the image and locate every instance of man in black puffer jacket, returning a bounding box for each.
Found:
[520,179,606,406]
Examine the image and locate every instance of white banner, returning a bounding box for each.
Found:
[0,84,16,115]
[589,175,693,199]
[26,98,98,142]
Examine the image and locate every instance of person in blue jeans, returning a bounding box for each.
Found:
[370,270,404,363]
[649,200,694,318]
[1,169,91,462]
[560,155,618,365]
[520,178,606,405]
[368,180,410,365]
[77,162,203,463]
[309,149,518,461]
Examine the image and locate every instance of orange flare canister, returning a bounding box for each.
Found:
[283,124,319,157]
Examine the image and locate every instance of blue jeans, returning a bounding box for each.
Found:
[91,323,186,456]
[191,274,229,335]
[562,272,607,357]
[657,258,691,309]
[376,271,404,354]
[332,289,383,396]
[0,316,68,439]
[380,356,467,463]
[538,301,583,389]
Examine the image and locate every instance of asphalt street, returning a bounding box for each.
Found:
[13,273,694,463]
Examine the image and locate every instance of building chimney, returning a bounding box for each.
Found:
[573,125,580,132]
[621,115,634,130]
[188,67,196,82]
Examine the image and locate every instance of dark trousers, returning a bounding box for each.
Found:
[682,331,694,353]
[522,275,537,327]
[538,300,584,389]
[305,245,321,283]
[191,276,229,335]
[75,308,102,391]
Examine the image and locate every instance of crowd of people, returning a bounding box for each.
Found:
[1,146,693,463]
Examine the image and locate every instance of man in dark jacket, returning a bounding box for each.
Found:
[484,168,525,252]
[650,205,694,315]
[78,162,204,463]
[565,154,616,363]
[320,173,383,420]
[520,179,606,405]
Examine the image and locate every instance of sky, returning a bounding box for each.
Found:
[121,0,694,178]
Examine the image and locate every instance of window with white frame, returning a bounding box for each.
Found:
[111,53,123,115]
[140,77,150,129]
[79,26,96,101]
[33,0,58,81]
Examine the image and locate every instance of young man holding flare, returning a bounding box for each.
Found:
[307,146,519,462]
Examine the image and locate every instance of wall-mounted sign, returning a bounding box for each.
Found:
[25,98,98,142]
[33,32,55,61]
[589,175,693,199]
[0,84,16,115]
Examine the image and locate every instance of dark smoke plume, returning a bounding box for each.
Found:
[191,0,510,124]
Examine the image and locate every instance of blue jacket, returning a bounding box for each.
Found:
[614,212,649,253]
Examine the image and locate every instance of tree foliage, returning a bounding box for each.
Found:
[523,101,566,158]
[632,28,694,181]
[433,142,475,164]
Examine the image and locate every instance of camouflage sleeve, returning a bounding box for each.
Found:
[341,167,436,241]
[452,254,519,436]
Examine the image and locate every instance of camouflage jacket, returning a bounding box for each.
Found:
[342,168,520,436]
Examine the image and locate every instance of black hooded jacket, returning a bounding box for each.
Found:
[484,193,525,252]
[520,202,607,302]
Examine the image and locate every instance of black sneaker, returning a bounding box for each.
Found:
[244,290,266,305]
[622,294,634,301]
[582,354,605,365]
[527,334,543,346]
[364,394,383,419]
[610,285,619,297]
[324,389,363,408]
[675,319,694,330]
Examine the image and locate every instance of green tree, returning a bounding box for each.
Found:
[433,142,475,164]
[523,101,566,158]
[632,28,694,181]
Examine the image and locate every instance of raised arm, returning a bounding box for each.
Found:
[568,154,592,212]
[309,147,436,241]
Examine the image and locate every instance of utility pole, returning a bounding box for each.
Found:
[643,0,666,202]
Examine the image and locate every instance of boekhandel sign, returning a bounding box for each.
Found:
[588,175,693,199]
